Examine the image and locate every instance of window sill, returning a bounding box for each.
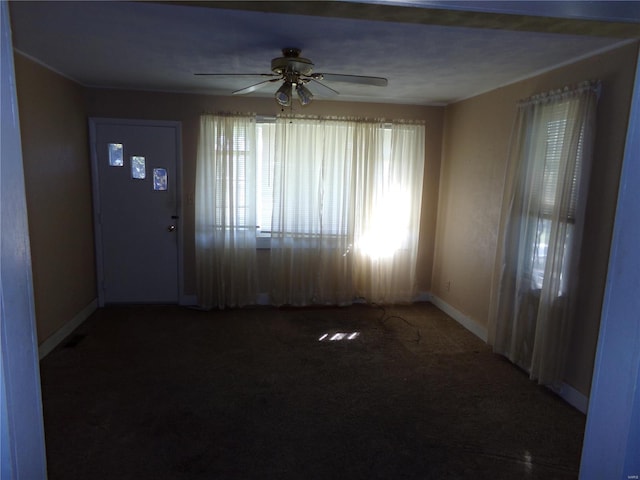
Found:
[256,236,271,249]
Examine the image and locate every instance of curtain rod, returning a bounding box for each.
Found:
[202,111,426,126]
[518,80,601,107]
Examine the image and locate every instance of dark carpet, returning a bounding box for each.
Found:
[39,303,586,479]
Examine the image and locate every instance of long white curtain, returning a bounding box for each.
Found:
[269,117,357,305]
[488,82,598,387]
[352,122,426,303]
[195,114,258,309]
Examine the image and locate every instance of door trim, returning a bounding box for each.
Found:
[89,118,184,306]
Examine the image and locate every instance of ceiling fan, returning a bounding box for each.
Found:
[195,47,388,107]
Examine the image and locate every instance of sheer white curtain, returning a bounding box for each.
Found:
[352,122,425,303]
[269,116,357,305]
[196,113,425,308]
[488,82,598,387]
[269,116,425,306]
[195,114,258,309]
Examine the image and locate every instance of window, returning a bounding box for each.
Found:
[209,123,254,229]
[131,155,146,179]
[530,104,585,293]
[108,143,123,166]
[256,120,275,237]
[255,120,397,242]
[195,113,426,307]
[488,81,598,386]
[153,168,168,191]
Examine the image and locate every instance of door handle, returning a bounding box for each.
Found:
[167,225,176,232]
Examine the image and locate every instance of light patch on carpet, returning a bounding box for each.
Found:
[318,332,360,341]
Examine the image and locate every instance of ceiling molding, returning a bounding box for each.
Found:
[454,38,637,103]
[158,1,640,38]
[13,49,86,87]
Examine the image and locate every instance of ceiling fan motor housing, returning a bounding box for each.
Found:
[271,48,314,76]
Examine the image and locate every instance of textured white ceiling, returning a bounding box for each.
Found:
[8,1,635,105]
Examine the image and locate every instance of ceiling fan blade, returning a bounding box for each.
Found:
[233,78,279,95]
[194,72,279,78]
[308,78,339,96]
[315,73,388,87]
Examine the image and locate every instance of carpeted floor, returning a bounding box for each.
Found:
[39,303,586,479]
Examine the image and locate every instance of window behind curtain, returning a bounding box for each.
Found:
[215,127,252,228]
[488,81,599,387]
[195,114,258,309]
[256,120,397,240]
[256,121,275,236]
[530,102,586,293]
[196,113,425,306]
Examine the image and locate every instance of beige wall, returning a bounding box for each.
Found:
[85,91,445,296]
[14,54,96,344]
[432,41,639,395]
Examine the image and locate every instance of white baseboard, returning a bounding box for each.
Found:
[429,295,488,342]
[180,294,271,307]
[180,294,198,306]
[428,296,590,411]
[38,298,98,359]
[413,291,432,303]
[557,382,589,414]
[256,293,271,305]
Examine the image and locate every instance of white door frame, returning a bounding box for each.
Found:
[1,1,48,477]
[89,117,185,306]
[579,49,640,479]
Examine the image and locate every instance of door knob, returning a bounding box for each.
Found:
[167,225,176,232]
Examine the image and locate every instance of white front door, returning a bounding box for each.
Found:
[90,119,181,305]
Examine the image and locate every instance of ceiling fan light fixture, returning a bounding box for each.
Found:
[275,81,292,106]
[296,84,313,106]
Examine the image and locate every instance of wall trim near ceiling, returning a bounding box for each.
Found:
[456,39,639,105]
[13,49,85,87]
[455,39,638,104]
[429,294,488,342]
[38,299,98,359]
